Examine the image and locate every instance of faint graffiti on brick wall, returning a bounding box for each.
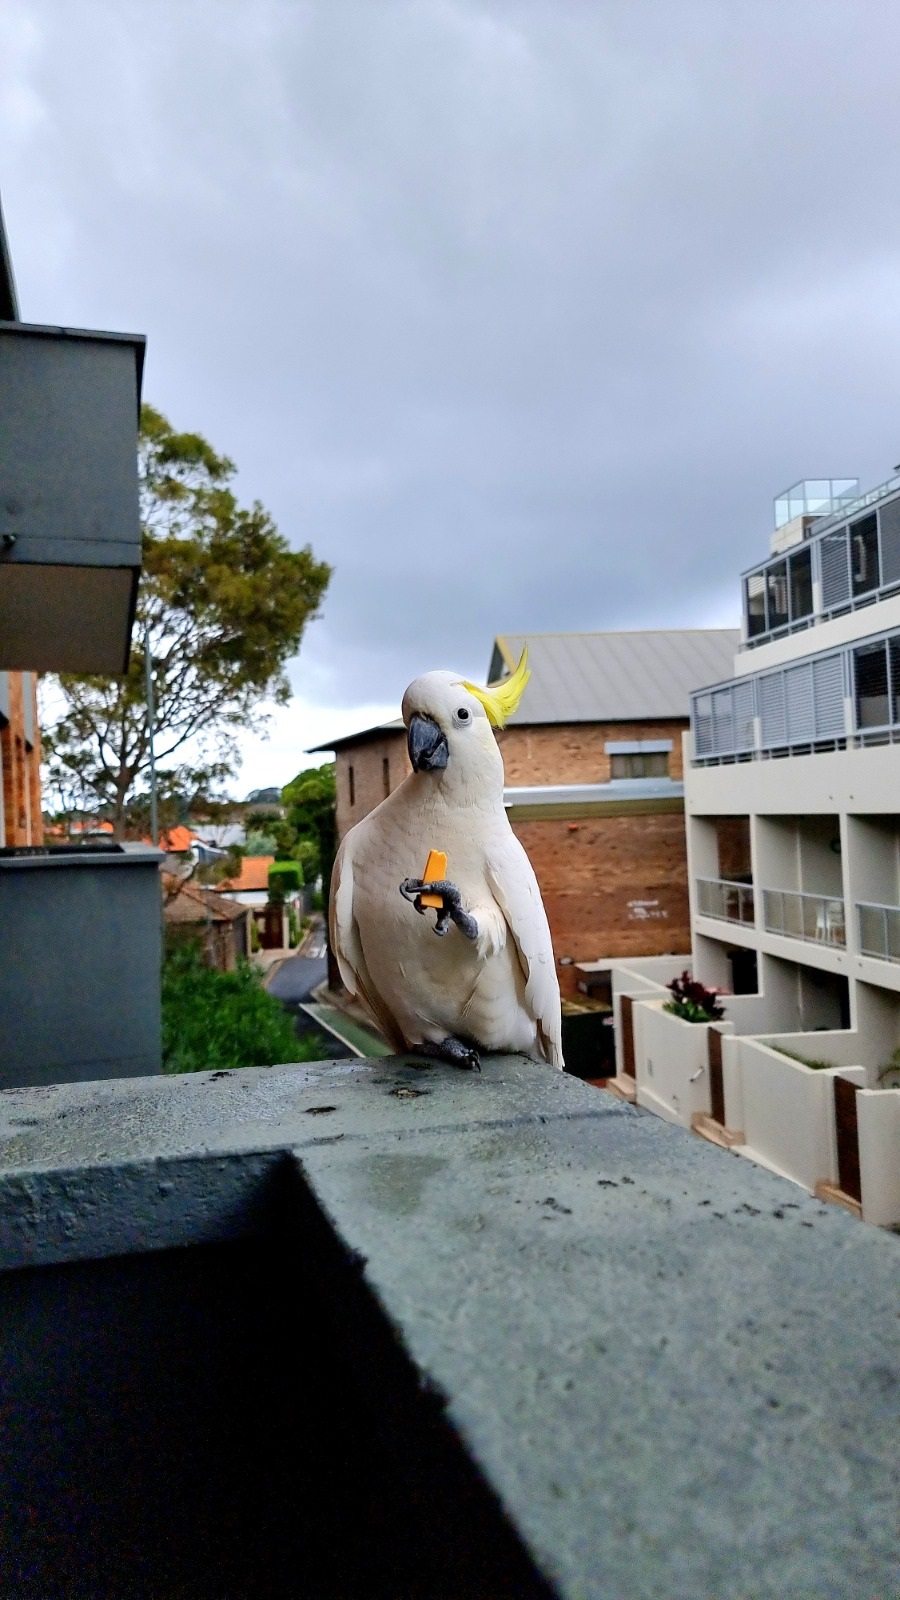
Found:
[627,899,668,921]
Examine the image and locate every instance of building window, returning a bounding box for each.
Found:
[610,751,669,779]
[851,514,879,597]
[382,756,390,798]
[348,764,355,806]
[854,641,889,728]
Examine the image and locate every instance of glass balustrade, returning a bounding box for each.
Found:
[696,877,755,925]
[857,901,900,963]
[762,888,846,947]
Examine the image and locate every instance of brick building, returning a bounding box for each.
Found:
[312,629,738,996]
[0,671,42,847]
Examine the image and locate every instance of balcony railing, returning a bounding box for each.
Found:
[762,888,846,947]
[691,613,900,765]
[696,877,755,925]
[857,901,900,963]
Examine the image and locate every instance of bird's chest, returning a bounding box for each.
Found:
[353,812,486,969]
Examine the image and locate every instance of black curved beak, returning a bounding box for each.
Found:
[408,713,449,773]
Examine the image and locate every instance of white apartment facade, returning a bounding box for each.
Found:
[686,472,900,1053]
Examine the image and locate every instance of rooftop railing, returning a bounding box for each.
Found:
[743,481,900,650]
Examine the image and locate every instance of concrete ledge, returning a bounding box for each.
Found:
[0,1056,898,1598]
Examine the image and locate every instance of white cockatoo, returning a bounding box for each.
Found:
[329,650,563,1071]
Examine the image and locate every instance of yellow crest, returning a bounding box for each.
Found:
[461,647,531,729]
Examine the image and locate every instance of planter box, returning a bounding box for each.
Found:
[631,1000,719,1128]
[0,321,144,673]
[0,843,163,1087]
[733,1039,866,1192]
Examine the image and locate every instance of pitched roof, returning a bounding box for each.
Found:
[216,855,274,893]
[162,877,248,924]
[142,825,197,854]
[307,718,404,754]
[307,627,741,752]
[490,629,740,724]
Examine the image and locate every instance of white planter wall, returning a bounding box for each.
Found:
[632,1000,715,1129]
[857,1089,900,1227]
[731,1040,865,1191]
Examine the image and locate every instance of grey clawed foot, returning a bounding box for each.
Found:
[398,878,479,941]
[419,1037,482,1072]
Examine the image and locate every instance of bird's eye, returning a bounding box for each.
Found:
[454,707,471,726]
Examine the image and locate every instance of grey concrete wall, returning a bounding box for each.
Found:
[0,1056,897,1599]
[0,845,162,1087]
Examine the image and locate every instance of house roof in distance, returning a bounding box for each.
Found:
[489,628,740,724]
[162,877,248,924]
[216,855,275,894]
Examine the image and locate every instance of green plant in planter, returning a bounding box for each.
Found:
[770,1045,835,1070]
[663,970,725,1024]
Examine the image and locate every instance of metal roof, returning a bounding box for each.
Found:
[307,719,404,754]
[491,628,739,724]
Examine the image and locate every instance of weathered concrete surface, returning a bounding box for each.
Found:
[0,1055,897,1599]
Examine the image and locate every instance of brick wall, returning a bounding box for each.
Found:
[512,810,691,998]
[716,817,752,880]
[0,672,43,848]
[335,732,409,840]
[334,720,687,839]
[497,720,687,785]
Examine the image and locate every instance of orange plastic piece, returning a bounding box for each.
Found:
[419,849,447,909]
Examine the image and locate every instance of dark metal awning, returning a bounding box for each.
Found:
[0,194,146,674]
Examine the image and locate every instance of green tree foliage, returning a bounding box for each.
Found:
[161,944,330,1072]
[244,827,278,856]
[282,763,338,897]
[44,405,331,837]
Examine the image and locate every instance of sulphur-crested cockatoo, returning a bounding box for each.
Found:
[330,650,563,1071]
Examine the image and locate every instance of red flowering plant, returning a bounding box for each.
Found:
[664,970,725,1025]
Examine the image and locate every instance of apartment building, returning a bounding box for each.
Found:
[0,670,42,847]
[687,471,900,1064]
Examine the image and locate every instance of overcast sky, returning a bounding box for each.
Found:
[4,0,900,789]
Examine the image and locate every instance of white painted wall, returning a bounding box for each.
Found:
[857,1090,900,1227]
[632,999,717,1128]
[730,1039,865,1190]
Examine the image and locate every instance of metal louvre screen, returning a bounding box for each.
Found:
[785,663,815,742]
[692,694,713,755]
[878,497,900,587]
[759,673,786,747]
[732,679,755,750]
[812,654,845,737]
[820,528,850,610]
[712,689,734,753]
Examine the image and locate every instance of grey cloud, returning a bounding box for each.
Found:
[4,0,900,715]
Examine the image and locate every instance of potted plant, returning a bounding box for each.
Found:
[664,970,725,1024]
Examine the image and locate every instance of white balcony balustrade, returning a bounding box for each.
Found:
[857,901,900,963]
[763,888,846,947]
[696,877,755,925]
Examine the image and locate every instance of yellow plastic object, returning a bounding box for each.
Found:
[419,849,447,909]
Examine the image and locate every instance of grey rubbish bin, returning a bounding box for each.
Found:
[0,842,163,1089]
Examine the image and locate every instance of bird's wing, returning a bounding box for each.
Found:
[330,833,408,1053]
[485,835,563,1068]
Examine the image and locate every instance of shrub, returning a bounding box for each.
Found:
[245,828,277,855]
[664,970,725,1024]
[770,1045,835,1071]
[161,944,331,1073]
[269,860,303,897]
